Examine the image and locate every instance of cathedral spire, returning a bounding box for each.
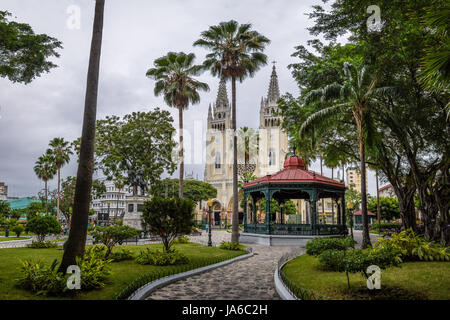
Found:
[267,63,280,103]
[215,78,229,109]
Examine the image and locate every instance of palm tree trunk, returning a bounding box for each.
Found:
[320,155,324,222]
[231,76,239,244]
[59,0,105,272]
[358,126,371,249]
[179,105,184,199]
[331,167,334,224]
[57,167,60,221]
[376,169,381,231]
[45,180,48,214]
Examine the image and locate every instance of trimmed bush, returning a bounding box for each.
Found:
[135,248,189,266]
[12,225,25,237]
[27,240,58,249]
[173,236,190,244]
[25,215,61,242]
[90,225,139,258]
[219,241,245,251]
[306,236,355,256]
[109,249,134,262]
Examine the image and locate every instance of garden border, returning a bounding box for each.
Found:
[274,249,303,300]
[127,247,254,300]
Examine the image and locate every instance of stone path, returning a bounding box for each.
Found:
[147,231,300,300]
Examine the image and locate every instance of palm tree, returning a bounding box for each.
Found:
[300,62,384,248]
[194,20,270,244]
[147,52,209,199]
[47,137,73,222]
[59,0,105,273]
[34,151,56,215]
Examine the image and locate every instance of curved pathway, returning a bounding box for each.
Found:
[147,231,300,300]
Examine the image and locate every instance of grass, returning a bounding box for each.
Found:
[282,254,450,300]
[0,242,245,300]
[0,237,28,242]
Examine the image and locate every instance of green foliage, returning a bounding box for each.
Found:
[374,229,450,262]
[24,202,46,220]
[172,236,190,244]
[260,198,280,215]
[26,241,58,249]
[12,225,24,237]
[371,222,401,232]
[219,241,245,251]
[17,246,112,296]
[95,109,177,189]
[75,246,113,290]
[0,217,17,233]
[90,225,139,258]
[151,179,217,204]
[25,215,61,242]
[109,249,134,262]
[0,201,11,218]
[141,197,195,252]
[367,197,400,221]
[306,236,355,256]
[0,11,62,84]
[16,259,68,296]
[135,248,189,266]
[283,200,298,215]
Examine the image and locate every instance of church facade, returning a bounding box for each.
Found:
[201,65,289,226]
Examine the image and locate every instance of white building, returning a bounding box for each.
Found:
[91,179,128,224]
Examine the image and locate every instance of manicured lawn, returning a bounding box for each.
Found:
[0,242,245,300]
[282,254,450,300]
[0,237,28,242]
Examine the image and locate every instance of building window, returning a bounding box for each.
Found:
[215,152,221,169]
[128,204,134,212]
[268,148,276,166]
[137,204,144,212]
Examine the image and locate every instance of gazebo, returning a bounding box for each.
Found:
[241,154,348,245]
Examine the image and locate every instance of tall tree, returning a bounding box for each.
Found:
[146,52,209,199]
[47,137,73,222]
[194,20,270,243]
[34,151,56,214]
[0,11,62,83]
[59,0,105,272]
[300,62,385,248]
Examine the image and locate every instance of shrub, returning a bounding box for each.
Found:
[318,245,402,289]
[90,225,139,258]
[25,215,61,242]
[141,197,195,252]
[306,236,355,256]
[16,259,68,296]
[76,246,113,290]
[219,241,245,251]
[173,236,190,244]
[16,246,113,296]
[135,248,189,266]
[374,228,450,261]
[109,249,134,262]
[26,240,58,249]
[371,222,401,231]
[12,225,25,237]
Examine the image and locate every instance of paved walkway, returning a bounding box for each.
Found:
[146,230,382,300]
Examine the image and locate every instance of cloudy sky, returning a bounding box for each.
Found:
[0,0,379,198]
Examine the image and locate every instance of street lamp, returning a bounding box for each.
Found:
[347,201,354,239]
[107,201,111,226]
[207,199,213,246]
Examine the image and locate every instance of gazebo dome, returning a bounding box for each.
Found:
[283,155,306,170]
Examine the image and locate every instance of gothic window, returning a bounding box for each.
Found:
[215,152,221,169]
[268,148,276,166]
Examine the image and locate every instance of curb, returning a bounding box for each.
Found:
[128,248,254,300]
[274,253,303,300]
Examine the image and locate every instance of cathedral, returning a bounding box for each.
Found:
[201,65,289,226]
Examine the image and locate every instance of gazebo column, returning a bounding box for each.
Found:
[243,192,248,231]
[341,193,346,229]
[336,199,341,225]
[308,190,318,235]
[264,190,271,235]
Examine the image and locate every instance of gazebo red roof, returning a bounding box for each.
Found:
[243,155,345,188]
[353,210,376,216]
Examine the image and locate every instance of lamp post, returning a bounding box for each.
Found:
[107,201,111,226]
[207,199,213,246]
[347,201,354,239]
